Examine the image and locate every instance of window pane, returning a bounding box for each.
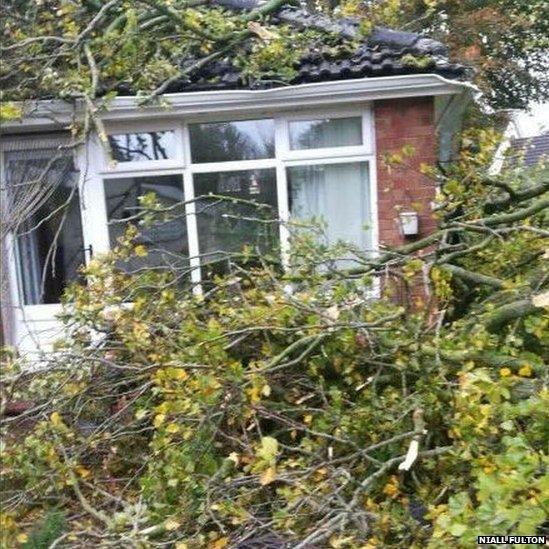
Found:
[189,119,275,163]
[104,175,188,272]
[108,131,176,162]
[5,149,84,305]
[287,162,372,252]
[289,117,362,150]
[194,169,278,276]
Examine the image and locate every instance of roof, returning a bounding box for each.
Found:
[507,132,549,168]
[113,1,468,96]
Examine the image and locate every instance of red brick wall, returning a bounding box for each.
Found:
[374,97,438,248]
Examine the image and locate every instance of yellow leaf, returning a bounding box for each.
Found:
[0,102,22,122]
[166,423,180,434]
[210,536,229,549]
[247,385,261,404]
[170,368,189,381]
[164,518,180,531]
[382,476,399,497]
[50,411,63,427]
[153,414,166,428]
[329,535,355,548]
[260,466,277,486]
[247,21,278,41]
[76,466,91,479]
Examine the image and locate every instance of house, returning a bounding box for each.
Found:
[0,1,473,355]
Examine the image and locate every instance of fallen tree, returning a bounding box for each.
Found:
[1,129,547,547]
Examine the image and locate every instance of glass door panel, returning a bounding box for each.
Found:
[5,149,84,305]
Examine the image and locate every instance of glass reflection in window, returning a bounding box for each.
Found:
[193,169,278,276]
[189,119,275,163]
[104,175,188,272]
[289,117,362,150]
[108,131,176,162]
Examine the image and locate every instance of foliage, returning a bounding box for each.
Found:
[2,0,546,114]
[22,511,66,549]
[0,1,548,546]
[0,0,324,105]
[1,131,547,547]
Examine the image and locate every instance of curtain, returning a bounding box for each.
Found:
[289,161,372,259]
[4,149,83,305]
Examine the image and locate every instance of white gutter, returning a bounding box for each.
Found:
[1,73,475,133]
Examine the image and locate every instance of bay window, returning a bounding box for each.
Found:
[3,107,377,341]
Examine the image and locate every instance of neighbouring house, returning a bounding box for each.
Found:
[0,2,473,356]
[490,111,548,174]
[506,131,549,169]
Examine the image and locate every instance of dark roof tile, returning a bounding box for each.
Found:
[508,132,549,168]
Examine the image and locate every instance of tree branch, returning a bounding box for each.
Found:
[484,179,549,214]
[484,298,540,333]
[452,195,549,229]
[442,264,505,288]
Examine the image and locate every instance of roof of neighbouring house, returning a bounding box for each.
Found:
[507,131,549,168]
[112,0,469,96]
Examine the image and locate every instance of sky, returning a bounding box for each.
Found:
[514,102,549,137]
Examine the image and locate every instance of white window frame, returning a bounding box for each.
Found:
[280,107,374,160]
[95,106,378,285]
[100,119,185,174]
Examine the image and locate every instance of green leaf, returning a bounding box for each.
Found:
[449,523,467,537]
[257,436,278,463]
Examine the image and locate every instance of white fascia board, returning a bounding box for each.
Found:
[1,74,474,133]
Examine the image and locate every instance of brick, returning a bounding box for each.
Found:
[374,96,437,248]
